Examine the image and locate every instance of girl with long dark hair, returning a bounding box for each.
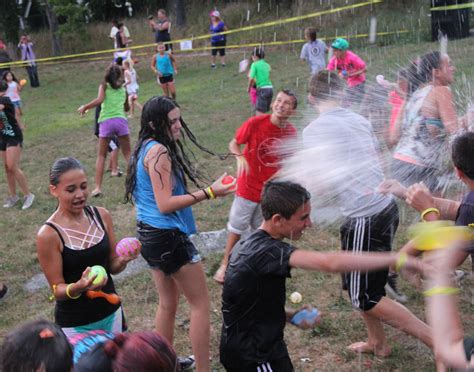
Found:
[125,96,234,371]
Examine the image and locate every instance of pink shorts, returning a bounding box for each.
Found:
[98,118,129,138]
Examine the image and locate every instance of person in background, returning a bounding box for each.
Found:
[0,81,35,209]
[209,10,227,69]
[148,9,172,51]
[248,46,273,115]
[151,42,178,100]
[110,19,130,50]
[17,35,39,88]
[300,27,328,76]
[327,38,366,108]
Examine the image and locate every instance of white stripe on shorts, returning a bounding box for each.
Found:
[350,217,365,309]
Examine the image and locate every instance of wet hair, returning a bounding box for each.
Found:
[406,51,444,94]
[0,80,7,93]
[261,181,311,220]
[252,46,265,59]
[125,96,219,203]
[2,70,18,83]
[104,64,123,90]
[308,70,345,101]
[75,332,177,372]
[0,319,73,372]
[49,157,84,186]
[452,132,474,180]
[280,89,298,109]
[305,27,317,41]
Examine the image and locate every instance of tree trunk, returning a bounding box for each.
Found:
[169,0,186,27]
[44,0,61,55]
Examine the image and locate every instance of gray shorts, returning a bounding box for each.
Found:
[227,196,263,235]
[256,87,273,113]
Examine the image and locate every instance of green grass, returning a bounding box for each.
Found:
[1,34,473,371]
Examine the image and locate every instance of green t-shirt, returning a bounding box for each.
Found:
[98,84,126,122]
[249,59,272,88]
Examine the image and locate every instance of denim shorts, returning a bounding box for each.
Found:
[137,222,201,275]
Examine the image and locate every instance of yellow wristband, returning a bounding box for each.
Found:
[424,286,460,297]
[421,207,440,222]
[206,186,216,199]
[66,283,81,300]
[395,252,408,273]
[49,284,57,301]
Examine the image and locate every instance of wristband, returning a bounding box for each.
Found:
[421,207,440,222]
[424,286,459,297]
[66,283,81,300]
[206,186,216,199]
[49,284,57,301]
[395,252,408,273]
[202,188,210,199]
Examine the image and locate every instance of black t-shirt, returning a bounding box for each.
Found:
[0,96,22,138]
[455,190,474,255]
[220,229,295,368]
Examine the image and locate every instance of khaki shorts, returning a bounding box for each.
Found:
[227,196,263,235]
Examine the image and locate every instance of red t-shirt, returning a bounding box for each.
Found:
[235,114,297,203]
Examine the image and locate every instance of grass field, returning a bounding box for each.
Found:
[0,34,473,371]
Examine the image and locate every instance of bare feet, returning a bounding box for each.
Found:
[213,264,226,284]
[347,341,392,357]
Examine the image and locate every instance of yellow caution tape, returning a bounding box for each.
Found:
[431,2,474,11]
[0,0,383,68]
[19,29,409,68]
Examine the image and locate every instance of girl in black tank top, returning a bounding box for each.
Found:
[36,158,140,336]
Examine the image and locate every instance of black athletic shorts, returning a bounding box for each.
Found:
[158,75,174,84]
[256,87,273,113]
[211,40,226,56]
[340,200,399,311]
[137,222,201,275]
[224,356,294,372]
[391,158,441,193]
[0,136,23,151]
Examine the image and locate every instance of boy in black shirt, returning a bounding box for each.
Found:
[220,181,424,371]
[0,81,35,209]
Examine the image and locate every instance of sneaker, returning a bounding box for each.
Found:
[22,193,35,210]
[385,273,408,303]
[178,355,195,370]
[221,63,226,67]
[3,195,19,208]
[0,285,8,302]
[211,64,216,69]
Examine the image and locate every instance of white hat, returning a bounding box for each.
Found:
[210,10,220,18]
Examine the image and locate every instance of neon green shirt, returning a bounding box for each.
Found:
[249,59,272,88]
[98,84,126,122]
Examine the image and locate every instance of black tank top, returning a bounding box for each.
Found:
[45,206,121,328]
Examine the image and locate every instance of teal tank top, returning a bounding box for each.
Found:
[98,84,126,122]
[134,140,196,235]
[156,53,174,76]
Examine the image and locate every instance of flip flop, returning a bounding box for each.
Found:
[91,190,103,198]
[111,171,123,177]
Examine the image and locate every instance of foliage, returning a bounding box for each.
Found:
[48,0,89,35]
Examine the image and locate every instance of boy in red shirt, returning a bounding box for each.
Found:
[327,38,366,108]
[213,90,298,283]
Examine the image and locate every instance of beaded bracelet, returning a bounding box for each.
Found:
[421,207,440,222]
[424,286,460,297]
[66,283,81,300]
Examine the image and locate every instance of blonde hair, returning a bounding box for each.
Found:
[123,58,135,74]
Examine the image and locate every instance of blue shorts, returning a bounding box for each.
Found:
[12,100,22,108]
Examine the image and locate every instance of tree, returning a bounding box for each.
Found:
[44,0,62,55]
[168,0,186,26]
